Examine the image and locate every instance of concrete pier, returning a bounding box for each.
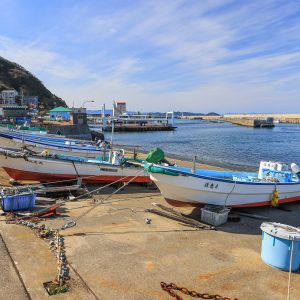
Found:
[2,179,300,299]
[224,117,274,128]
[103,124,176,132]
[180,114,300,126]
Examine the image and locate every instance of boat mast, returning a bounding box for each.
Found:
[109,118,115,162]
[192,155,197,173]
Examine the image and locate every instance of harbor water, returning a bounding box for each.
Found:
[106,120,300,170]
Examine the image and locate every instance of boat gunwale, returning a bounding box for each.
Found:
[0,130,94,145]
[149,164,300,186]
[0,133,101,152]
[0,150,140,169]
[26,154,122,167]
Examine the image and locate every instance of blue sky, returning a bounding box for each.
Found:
[1,0,300,113]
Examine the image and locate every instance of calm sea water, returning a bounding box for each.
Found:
[106,120,300,171]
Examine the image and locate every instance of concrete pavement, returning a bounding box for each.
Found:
[1,187,300,299]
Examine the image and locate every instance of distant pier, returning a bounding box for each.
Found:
[179,114,300,127]
[93,108,177,132]
[103,124,176,132]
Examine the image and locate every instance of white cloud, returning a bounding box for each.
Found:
[0,36,93,81]
[0,36,55,71]
[0,1,300,113]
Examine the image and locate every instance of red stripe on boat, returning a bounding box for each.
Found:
[165,196,300,208]
[2,167,150,184]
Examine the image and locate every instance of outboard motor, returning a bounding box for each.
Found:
[111,150,124,165]
[291,163,300,179]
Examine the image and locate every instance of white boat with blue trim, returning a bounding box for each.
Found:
[0,148,150,184]
[0,129,107,158]
[145,161,300,207]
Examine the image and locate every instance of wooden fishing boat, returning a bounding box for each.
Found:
[0,148,150,184]
[145,161,300,207]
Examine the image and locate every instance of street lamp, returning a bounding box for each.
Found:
[82,100,95,108]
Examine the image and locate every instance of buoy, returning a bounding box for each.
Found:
[271,189,279,207]
[41,149,49,156]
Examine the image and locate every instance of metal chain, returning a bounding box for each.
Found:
[6,214,70,290]
[160,282,238,300]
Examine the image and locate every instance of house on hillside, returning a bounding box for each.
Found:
[0,89,18,105]
[49,106,72,121]
[23,96,39,110]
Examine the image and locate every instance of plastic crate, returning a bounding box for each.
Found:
[1,193,36,212]
[201,205,230,226]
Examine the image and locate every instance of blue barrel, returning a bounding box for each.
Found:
[261,222,300,272]
[1,193,36,211]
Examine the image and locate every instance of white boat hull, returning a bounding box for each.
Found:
[0,137,103,158]
[0,153,149,184]
[150,173,300,207]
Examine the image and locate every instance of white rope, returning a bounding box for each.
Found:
[287,239,294,300]
[65,170,145,202]
[60,169,145,230]
[223,181,236,207]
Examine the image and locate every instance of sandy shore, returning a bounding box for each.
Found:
[0,167,10,186]
[129,150,228,170]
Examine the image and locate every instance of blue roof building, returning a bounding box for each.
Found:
[49,106,72,121]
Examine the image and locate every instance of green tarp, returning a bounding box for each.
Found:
[145,148,165,163]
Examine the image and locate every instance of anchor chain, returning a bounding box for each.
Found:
[6,214,70,291]
[160,282,238,300]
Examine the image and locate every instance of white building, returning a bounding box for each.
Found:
[0,89,18,105]
[113,101,127,117]
[23,95,38,108]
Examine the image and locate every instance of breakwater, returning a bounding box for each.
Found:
[223,117,274,128]
[179,114,300,124]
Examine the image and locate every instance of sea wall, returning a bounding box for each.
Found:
[223,114,300,124]
[223,118,274,127]
[180,114,300,124]
[42,124,92,140]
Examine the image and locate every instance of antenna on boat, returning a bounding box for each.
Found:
[109,118,115,162]
[110,118,115,147]
[192,155,197,173]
